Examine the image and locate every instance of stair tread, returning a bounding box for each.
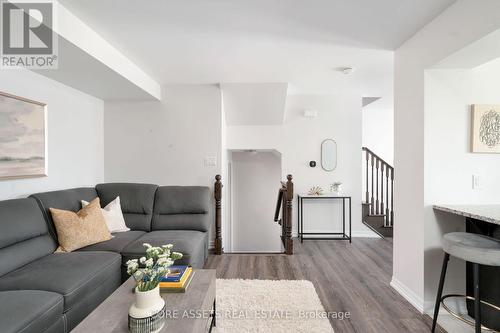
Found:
[362,220,393,238]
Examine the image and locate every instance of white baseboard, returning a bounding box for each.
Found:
[351,230,380,238]
[390,277,424,314]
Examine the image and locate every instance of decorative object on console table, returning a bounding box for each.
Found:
[330,182,343,195]
[126,244,183,333]
[214,174,223,255]
[308,186,324,196]
[0,91,47,180]
[471,104,500,153]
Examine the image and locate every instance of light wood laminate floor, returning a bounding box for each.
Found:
[205,238,444,333]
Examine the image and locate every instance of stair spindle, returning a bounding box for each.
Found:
[365,150,369,204]
[390,168,394,227]
[380,163,384,221]
[370,155,374,214]
[385,168,390,227]
[375,158,379,215]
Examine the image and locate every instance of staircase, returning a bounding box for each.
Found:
[362,147,394,238]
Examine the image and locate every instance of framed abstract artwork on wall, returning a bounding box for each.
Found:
[471,104,500,153]
[0,91,47,179]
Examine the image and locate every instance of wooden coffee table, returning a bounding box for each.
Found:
[72,269,216,333]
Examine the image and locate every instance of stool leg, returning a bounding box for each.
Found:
[473,263,481,333]
[432,252,450,333]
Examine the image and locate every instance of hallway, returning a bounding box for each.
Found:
[205,238,444,333]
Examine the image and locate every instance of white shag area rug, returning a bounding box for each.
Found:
[213,279,334,333]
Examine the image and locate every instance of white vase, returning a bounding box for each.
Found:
[129,285,165,333]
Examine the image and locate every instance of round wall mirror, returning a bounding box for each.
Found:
[321,139,337,171]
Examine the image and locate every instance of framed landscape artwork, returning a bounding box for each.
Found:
[471,104,500,153]
[0,92,47,179]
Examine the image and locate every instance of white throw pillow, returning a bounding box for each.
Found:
[81,196,130,233]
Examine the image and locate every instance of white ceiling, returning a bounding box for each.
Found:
[59,0,455,103]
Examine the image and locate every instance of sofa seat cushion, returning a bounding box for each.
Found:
[121,230,207,267]
[77,230,146,253]
[0,290,63,333]
[0,251,121,312]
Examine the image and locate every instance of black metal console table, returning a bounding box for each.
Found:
[297,194,352,243]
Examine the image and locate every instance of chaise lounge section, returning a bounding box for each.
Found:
[0,183,212,333]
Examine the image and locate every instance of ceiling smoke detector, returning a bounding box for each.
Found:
[342,67,355,75]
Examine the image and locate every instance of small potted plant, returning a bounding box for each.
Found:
[126,243,183,333]
[330,182,343,195]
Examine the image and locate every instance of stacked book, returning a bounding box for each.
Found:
[160,266,194,293]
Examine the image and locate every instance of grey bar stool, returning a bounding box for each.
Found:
[432,232,500,333]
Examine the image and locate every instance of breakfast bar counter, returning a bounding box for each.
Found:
[434,205,500,226]
[433,204,500,330]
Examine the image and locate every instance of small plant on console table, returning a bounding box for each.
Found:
[126,243,183,333]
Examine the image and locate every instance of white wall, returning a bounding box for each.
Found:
[227,94,375,237]
[220,91,230,252]
[423,67,500,310]
[104,84,222,242]
[393,0,500,312]
[231,151,282,252]
[362,108,394,164]
[104,84,222,184]
[0,70,104,200]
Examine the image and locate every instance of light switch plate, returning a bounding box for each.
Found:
[472,175,480,190]
[205,156,217,167]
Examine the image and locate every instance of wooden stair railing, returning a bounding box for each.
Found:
[214,175,223,255]
[362,147,394,228]
[274,174,294,255]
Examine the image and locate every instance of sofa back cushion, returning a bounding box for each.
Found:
[152,186,211,232]
[30,187,98,239]
[96,183,157,231]
[0,198,57,277]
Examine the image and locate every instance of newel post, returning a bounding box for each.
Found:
[214,174,223,255]
[285,174,294,255]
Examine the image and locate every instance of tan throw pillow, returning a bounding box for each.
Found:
[50,198,112,252]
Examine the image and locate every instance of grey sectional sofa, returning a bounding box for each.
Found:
[0,183,211,333]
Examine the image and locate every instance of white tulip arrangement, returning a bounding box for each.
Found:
[126,243,183,292]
